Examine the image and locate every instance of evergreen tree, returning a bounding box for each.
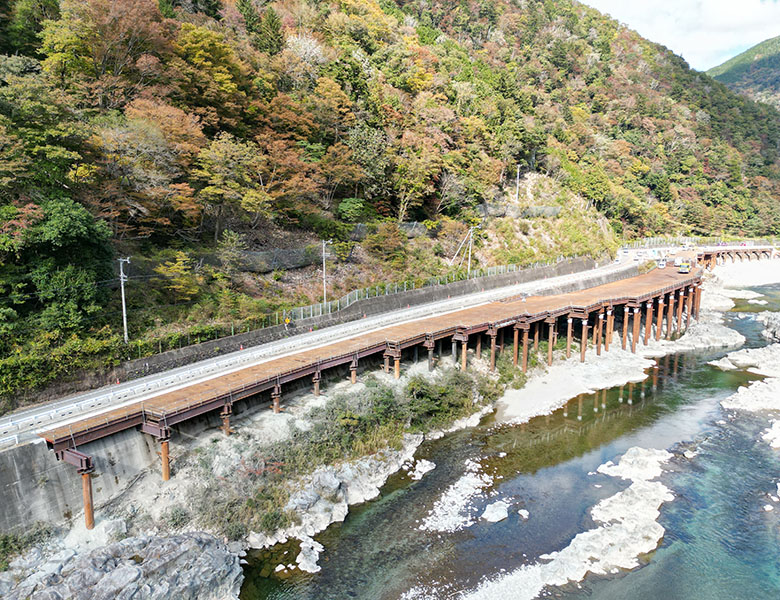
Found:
[236,0,260,34]
[193,0,221,20]
[7,0,60,55]
[256,7,284,55]
[0,0,12,54]
[158,0,177,18]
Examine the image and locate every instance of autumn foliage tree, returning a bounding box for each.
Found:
[194,133,271,240]
[40,0,169,108]
[3,0,780,402]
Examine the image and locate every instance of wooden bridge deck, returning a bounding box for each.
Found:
[40,265,700,452]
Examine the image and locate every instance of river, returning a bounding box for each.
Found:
[241,284,780,600]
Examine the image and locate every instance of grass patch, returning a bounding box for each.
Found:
[187,369,500,540]
[0,523,53,571]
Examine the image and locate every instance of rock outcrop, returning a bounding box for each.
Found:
[0,532,242,600]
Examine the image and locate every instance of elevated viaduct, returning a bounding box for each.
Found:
[26,245,778,529]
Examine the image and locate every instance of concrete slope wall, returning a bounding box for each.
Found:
[0,432,156,534]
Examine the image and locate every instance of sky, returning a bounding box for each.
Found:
[581,0,780,71]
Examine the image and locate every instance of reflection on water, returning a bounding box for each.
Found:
[241,291,780,600]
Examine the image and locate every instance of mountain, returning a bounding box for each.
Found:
[708,35,780,109]
[2,0,780,404]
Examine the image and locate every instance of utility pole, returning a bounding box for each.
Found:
[467,226,473,278]
[322,239,331,306]
[118,257,130,344]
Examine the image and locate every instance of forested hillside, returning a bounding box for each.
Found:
[708,35,780,110]
[1,0,779,404]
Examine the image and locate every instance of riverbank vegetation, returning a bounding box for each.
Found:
[2,0,780,404]
[161,368,502,541]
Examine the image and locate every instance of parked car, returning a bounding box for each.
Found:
[657,259,667,269]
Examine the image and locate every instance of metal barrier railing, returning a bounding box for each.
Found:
[620,236,779,250]
[283,254,595,323]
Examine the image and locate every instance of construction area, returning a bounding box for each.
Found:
[38,245,776,529]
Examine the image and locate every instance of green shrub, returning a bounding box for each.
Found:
[337,197,366,222]
[259,509,290,534]
[163,506,191,529]
[495,345,529,389]
[0,523,52,571]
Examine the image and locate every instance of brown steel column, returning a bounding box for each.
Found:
[513,328,519,367]
[644,302,653,345]
[655,299,664,341]
[676,290,684,331]
[686,287,694,329]
[605,309,613,352]
[498,328,504,352]
[313,374,320,396]
[383,355,389,374]
[666,294,675,339]
[461,338,468,371]
[490,332,497,371]
[695,284,702,319]
[221,406,232,437]
[428,347,434,371]
[547,320,554,366]
[581,319,589,362]
[622,308,629,350]
[595,312,603,356]
[161,440,170,481]
[81,471,94,530]
[476,335,482,359]
[272,387,281,413]
[521,328,529,373]
[566,317,573,358]
[533,323,539,352]
[351,367,357,384]
[631,307,640,353]
[394,358,400,379]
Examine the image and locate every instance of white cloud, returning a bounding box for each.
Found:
[581,0,780,71]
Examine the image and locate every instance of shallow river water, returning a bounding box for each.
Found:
[241,284,780,600]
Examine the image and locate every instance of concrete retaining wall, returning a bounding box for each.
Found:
[0,431,156,534]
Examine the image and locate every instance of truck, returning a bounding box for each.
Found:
[677,259,691,274]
